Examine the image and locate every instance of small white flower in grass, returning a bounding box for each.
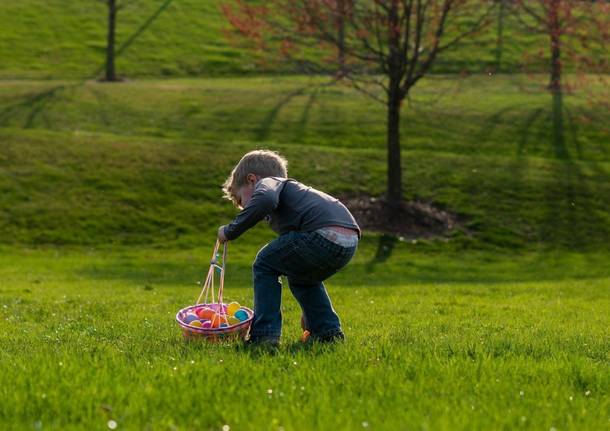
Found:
[267,389,273,394]
[222,425,230,431]
[519,390,524,397]
[569,396,573,401]
[107,420,118,430]
[550,427,557,431]
[362,421,369,428]
[585,390,591,396]
[190,360,195,364]
[520,417,526,422]
[293,361,297,366]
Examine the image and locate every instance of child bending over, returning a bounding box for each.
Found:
[218,150,360,347]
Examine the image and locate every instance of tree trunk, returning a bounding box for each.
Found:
[386,1,402,207]
[336,0,346,76]
[548,0,562,93]
[105,0,117,82]
[386,85,402,206]
[338,17,346,75]
[495,0,506,72]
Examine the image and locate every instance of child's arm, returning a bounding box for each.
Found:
[221,178,283,241]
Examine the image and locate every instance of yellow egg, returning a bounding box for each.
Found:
[190,320,203,328]
[227,316,240,326]
[226,301,241,316]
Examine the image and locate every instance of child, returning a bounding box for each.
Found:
[218,150,360,347]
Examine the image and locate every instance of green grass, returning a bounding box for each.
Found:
[1,73,609,429]
[1,75,609,249]
[0,245,609,430]
[1,0,606,79]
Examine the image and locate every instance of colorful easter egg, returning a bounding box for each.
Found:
[183,313,199,324]
[196,307,215,320]
[189,320,203,328]
[234,309,248,322]
[227,316,240,326]
[201,320,212,329]
[220,323,229,328]
[226,301,241,316]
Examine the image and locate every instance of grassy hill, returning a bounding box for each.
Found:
[1,69,609,429]
[1,75,609,251]
[1,0,604,79]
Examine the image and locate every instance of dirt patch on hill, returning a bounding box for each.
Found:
[340,194,468,239]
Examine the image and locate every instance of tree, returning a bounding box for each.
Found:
[494,0,510,71]
[511,0,609,93]
[105,0,118,81]
[223,0,495,206]
[510,0,608,159]
[100,0,146,82]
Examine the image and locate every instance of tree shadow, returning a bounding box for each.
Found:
[516,107,544,156]
[522,91,610,249]
[255,87,307,141]
[0,84,72,128]
[293,88,319,141]
[365,234,398,271]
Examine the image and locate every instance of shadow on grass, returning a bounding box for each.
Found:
[0,0,176,127]
[72,241,610,289]
[538,91,610,249]
[0,84,77,128]
[475,90,610,251]
[255,87,307,141]
[366,234,398,271]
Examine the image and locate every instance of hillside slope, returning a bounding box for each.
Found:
[2,0,604,79]
[1,75,609,249]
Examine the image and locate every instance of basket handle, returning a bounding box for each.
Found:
[195,239,228,315]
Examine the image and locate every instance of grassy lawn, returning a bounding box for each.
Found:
[0,74,609,429]
[1,75,609,249]
[0,245,608,430]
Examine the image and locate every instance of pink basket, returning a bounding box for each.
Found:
[176,303,253,341]
[175,240,253,342]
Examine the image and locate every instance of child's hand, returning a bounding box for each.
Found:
[217,225,228,243]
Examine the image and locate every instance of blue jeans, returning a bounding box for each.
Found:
[250,230,357,341]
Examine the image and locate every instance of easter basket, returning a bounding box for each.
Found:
[176,240,253,342]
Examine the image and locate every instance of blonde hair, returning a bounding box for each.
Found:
[222,150,288,206]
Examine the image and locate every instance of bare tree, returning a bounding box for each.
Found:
[511,0,609,93]
[223,0,495,206]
